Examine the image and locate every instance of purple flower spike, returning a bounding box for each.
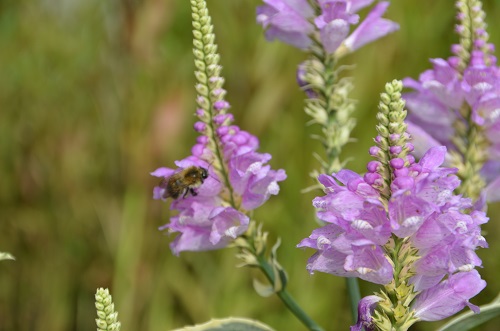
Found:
[257,0,398,55]
[299,168,395,283]
[300,109,487,326]
[350,295,382,331]
[412,270,486,321]
[403,26,500,203]
[299,78,489,328]
[154,109,285,255]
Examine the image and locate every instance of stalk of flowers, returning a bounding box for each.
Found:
[403,0,500,207]
[151,1,323,330]
[151,0,286,255]
[257,0,399,321]
[257,0,399,176]
[298,80,488,331]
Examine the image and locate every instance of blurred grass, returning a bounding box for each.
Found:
[1,0,500,330]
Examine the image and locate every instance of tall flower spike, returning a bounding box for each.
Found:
[95,288,121,331]
[454,0,494,72]
[152,4,331,329]
[267,1,398,320]
[151,0,286,255]
[151,2,330,330]
[258,0,399,178]
[404,0,500,206]
[299,80,488,331]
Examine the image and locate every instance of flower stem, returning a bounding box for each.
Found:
[302,46,356,176]
[303,33,360,326]
[346,278,361,324]
[256,255,325,331]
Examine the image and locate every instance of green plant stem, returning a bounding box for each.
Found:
[257,256,324,331]
[346,278,361,324]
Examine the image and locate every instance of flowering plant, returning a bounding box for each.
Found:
[88,0,500,330]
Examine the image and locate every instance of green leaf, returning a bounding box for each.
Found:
[0,252,15,261]
[172,317,275,331]
[438,293,500,331]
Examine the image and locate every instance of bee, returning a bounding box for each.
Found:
[159,166,209,199]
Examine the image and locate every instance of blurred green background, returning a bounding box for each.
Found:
[1,0,500,330]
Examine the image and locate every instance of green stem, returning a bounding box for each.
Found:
[257,256,324,331]
[346,278,361,324]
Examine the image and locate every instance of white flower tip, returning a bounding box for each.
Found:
[403,215,422,227]
[438,189,452,201]
[225,226,239,238]
[256,14,268,24]
[356,267,373,275]
[248,162,263,174]
[268,181,280,195]
[317,235,331,249]
[458,264,474,272]
[473,82,492,93]
[455,221,467,233]
[352,219,373,230]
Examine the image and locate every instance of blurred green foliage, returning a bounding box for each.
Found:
[1,0,500,330]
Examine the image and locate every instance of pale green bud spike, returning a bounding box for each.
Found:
[190,0,226,120]
[189,0,235,204]
[372,80,410,202]
[450,0,491,202]
[95,288,121,331]
[455,0,493,72]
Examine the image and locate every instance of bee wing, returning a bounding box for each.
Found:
[159,177,169,188]
[159,177,171,199]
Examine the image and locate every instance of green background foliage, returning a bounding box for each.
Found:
[1,0,500,330]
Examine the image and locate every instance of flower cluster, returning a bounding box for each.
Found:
[152,0,286,255]
[299,81,488,329]
[403,0,500,205]
[404,53,500,197]
[256,0,399,55]
[152,119,286,255]
[299,147,487,285]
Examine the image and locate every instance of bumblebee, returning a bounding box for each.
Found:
[160,166,209,199]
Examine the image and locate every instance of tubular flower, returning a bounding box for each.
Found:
[403,0,500,205]
[152,0,286,255]
[298,146,487,285]
[256,0,398,55]
[350,295,382,331]
[299,81,488,330]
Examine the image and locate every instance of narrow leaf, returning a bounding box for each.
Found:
[172,317,275,331]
